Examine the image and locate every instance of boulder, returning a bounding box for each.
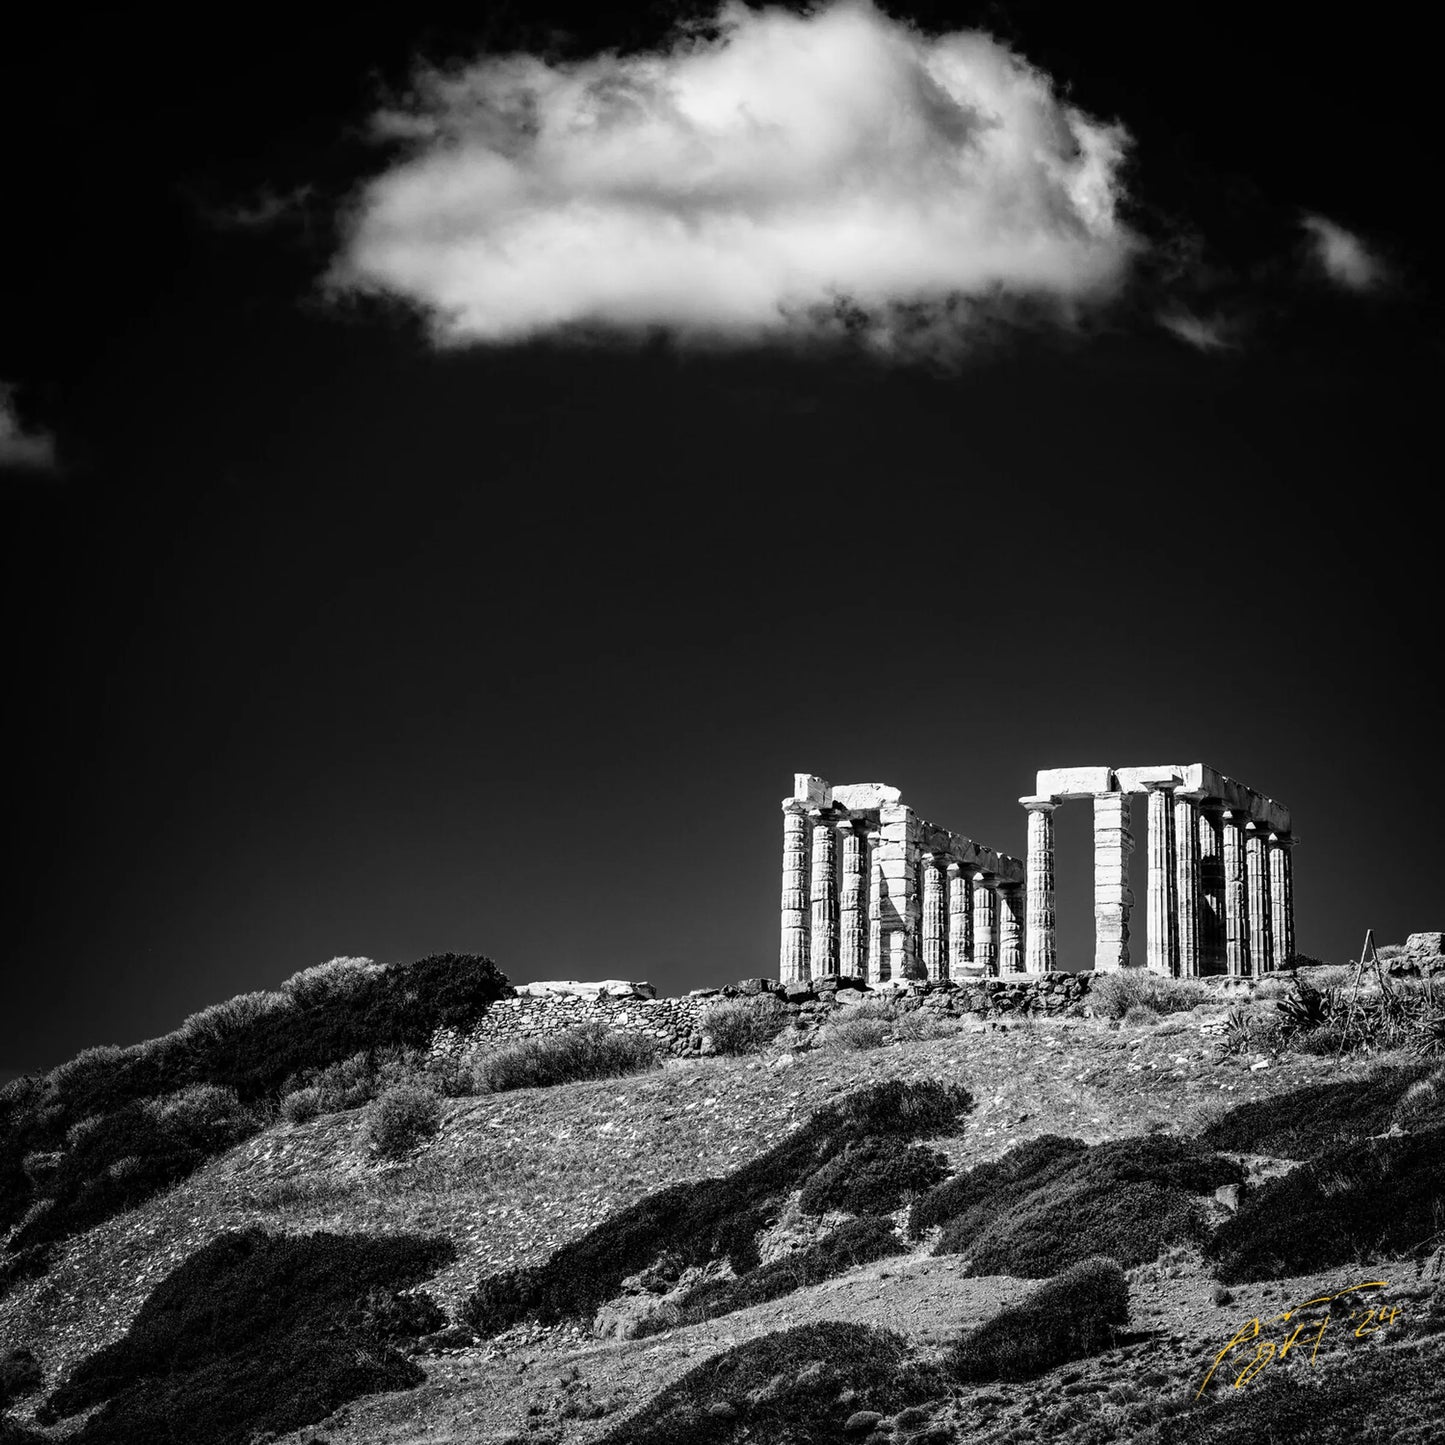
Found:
[1405,932,1444,956]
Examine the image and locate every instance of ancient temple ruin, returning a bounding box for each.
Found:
[780,764,1295,981]
[780,774,1025,984]
[1022,764,1296,977]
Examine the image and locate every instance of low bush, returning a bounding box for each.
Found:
[597,1320,942,1445]
[462,1080,970,1337]
[824,1017,891,1051]
[1197,1063,1431,1157]
[647,1218,907,1333]
[913,1134,1241,1277]
[890,1010,961,1043]
[1123,1003,1161,1028]
[40,1227,455,1445]
[1208,1125,1445,1283]
[949,1256,1129,1381]
[473,1025,662,1094]
[798,1137,948,1217]
[1395,1066,1445,1126]
[1,1347,42,1407]
[278,956,381,1009]
[280,1086,322,1124]
[700,997,791,1055]
[1089,971,1212,1020]
[366,1085,443,1160]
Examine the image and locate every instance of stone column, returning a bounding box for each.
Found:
[1144,783,1178,975]
[878,802,921,980]
[1174,791,1203,978]
[839,822,867,980]
[1222,810,1250,975]
[921,853,948,981]
[1246,821,1273,973]
[809,811,839,977]
[867,831,884,984]
[1197,801,1226,975]
[972,873,998,974]
[1093,792,1134,971]
[998,883,1025,974]
[947,861,972,971]
[1022,797,1058,973]
[1270,834,1296,969]
[780,800,811,983]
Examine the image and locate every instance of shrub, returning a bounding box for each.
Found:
[279,956,381,1009]
[1198,1063,1431,1157]
[890,1009,961,1043]
[949,1257,1129,1381]
[1089,971,1211,1020]
[280,1087,322,1124]
[462,1080,971,1337]
[177,991,294,1051]
[40,1227,454,1445]
[798,1137,948,1217]
[473,1025,661,1094]
[700,997,791,1055]
[1,1347,42,1406]
[1396,1066,1445,1127]
[366,1085,443,1160]
[824,1017,891,1051]
[145,1084,260,1154]
[1208,1125,1445,1283]
[914,1135,1241,1277]
[649,1218,908,1333]
[1123,1003,1161,1028]
[597,1320,941,1445]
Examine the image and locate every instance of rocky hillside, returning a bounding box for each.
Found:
[3,961,1444,1445]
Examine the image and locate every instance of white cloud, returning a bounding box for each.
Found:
[1300,214,1386,291]
[329,0,1138,353]
[1157,309,1234,351]
[0,384,55,472]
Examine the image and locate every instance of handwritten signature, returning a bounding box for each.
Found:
[1195,1281,1402,1399]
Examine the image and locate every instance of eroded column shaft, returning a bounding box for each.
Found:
[972,874,999,975]
[867,831,884,984]
[998,884,1025,974]
[839,824,866,979]
[1222,810,1250,976]
[1246,822,1272,973]
[922,853,948,981]
[809,814,839,976]
[948,862,972,970]
[780,801,811,983]
[1024,801,1058,973]
[1174,793,1202,978]
[1145,786,1178,975]
[1093,793,1134,971]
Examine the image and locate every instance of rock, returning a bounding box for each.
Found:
[706,1401,738,1419]
[734,977,775,995]
[1406,932,1444,955]
[845,1410,885,1434]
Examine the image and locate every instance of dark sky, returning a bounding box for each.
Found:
[2,2,1439,1079]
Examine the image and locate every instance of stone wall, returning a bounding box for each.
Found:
[430,971,1097,1063]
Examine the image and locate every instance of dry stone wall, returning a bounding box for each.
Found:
[430,971,1098,1063]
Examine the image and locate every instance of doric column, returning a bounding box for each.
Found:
[998,882,1025,974]
[1269,833,1296,968]
[809,811,839,977]
[1173,791,1204,978]
[839,821,866,979]
[1092,792,1134,971]
[947,861,972,970]
[1197,800,1226,975]
[1022,796,1059,972]
[1245,821,1273,974]
[1222,809,1250,975]
[1144,783,1178,975]
[921,852,948,980]
[780,800,811,983]
[972,873,998,974]
[867,830,884,984]
[878,802,921,980]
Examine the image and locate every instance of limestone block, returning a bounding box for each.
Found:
[1406,932,1445,955]
[831,782,903,810]
[793,774,831,806]
[1035,766,1114,798]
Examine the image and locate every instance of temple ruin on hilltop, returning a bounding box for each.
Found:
[780,765,1296,982]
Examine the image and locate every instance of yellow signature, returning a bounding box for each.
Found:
[1194,1281,1401,1399]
